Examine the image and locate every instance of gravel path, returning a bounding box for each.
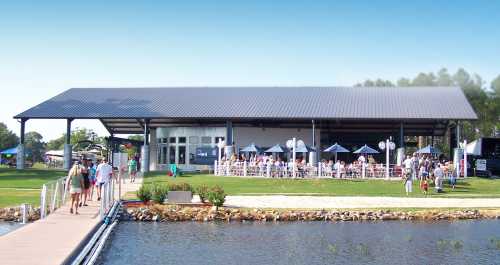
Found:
[224,196,500,209]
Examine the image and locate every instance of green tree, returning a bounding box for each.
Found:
[397,78,411,87]
[0,123,19,151]
[24,132,45,163]
[46,127,102,151]
[437,68,453,86]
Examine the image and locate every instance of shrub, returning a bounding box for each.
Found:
[196,184,209,203]
[137,184,152,203]
[168,182,193,192]
[151,183,168,204]
[207,185,226,207]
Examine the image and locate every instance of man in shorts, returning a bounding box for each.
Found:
[96,158,113,201]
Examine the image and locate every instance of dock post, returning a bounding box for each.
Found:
[40,184,47,219]
[21,203,28,224]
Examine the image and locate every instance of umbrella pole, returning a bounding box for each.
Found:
[334,152,337,163]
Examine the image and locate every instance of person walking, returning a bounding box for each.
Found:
[96,158,113,201]
[88,162,97,200]
[128,157,137,183]
[449,163,457,190]
[434,163,444,193]
[66,163,84,214]
[80,160,91,207]
[403,155,413,195]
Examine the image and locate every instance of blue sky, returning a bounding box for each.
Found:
[1,1,499,140]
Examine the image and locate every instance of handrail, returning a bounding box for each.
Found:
[40,175,68,219]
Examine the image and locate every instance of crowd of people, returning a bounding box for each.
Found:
[402,153,458,196]
[216,152,460,195]
[65,158,113,214]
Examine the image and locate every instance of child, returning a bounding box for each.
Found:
[420,176,429,195]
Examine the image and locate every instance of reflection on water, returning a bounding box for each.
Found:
[98,220,500,265]
[0,222,23,236]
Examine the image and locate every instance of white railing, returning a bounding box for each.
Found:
[99,176,117,220]
[214,161,406,179]
[39,176,68,219]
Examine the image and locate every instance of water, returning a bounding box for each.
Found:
[98,220,500,265]
[0,222,23,236]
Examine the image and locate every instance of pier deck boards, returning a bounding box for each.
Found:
[0,176,142,265]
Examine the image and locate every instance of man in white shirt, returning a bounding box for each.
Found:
[402,155,413,195]
[96,159,113,201]
[434,164,444,192]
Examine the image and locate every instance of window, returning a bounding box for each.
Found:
[178,137,186,144]
[215,137,225,144]
[169,146,176,164]
[160,146,168,164]
[169,137,176,144]
[179,146,186,164]
[201,136,212,144]
[189,136,199,144]
[160,138,168,143]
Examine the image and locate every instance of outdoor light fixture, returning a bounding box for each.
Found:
[286,138,297,177]
[379,139,396,179]
[217,140,226,163]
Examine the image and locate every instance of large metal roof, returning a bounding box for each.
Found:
[14,86,476,134]
[15,86,477,119]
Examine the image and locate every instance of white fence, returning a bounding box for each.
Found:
[39,176,68,219]
[214,161,406,179]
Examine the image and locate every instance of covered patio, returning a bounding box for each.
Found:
[14,86,477,172]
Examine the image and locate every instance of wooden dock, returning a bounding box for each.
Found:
[0,176,142,265]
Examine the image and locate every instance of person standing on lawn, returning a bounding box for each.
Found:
[128,157,137,183]
[66,163,84,214]
[403,155,413,195]
[96,158,113,201]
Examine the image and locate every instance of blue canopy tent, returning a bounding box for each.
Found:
[416,145,441,155]
[0,147,17,155]
[0,147,17,165]
[241,143,261,153]
[323,143,350,162]
[264,144,288,153]
[353,145,379,154]
[295,144,315,153]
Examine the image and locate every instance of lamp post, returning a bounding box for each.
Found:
[379,139,396,179]
[217,140,225,163]
[286,138,297,178]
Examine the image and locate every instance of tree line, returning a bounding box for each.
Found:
[355,68,500,142]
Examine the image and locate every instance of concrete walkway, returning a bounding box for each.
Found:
[0,175,142,265]
[225,195,500,209]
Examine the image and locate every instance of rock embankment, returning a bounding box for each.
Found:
[0,206,40,222]
[125,205,500,222]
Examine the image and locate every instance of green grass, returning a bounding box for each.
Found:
[143,172,500,198]
[0,168,65,207]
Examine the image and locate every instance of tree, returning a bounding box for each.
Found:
[397,78,411,87]
[0,123,19,151]
[46,127,102,151]
[437,68,453,86]
[353,67,500,154]
[24,132,45,163]
[412,72,436,86]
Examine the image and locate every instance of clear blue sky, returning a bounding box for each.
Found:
[1,0,499,141]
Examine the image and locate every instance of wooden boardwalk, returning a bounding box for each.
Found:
[0,176,142,265]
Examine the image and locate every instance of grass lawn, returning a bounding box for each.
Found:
[142,172,500,198]
[0,168,65,207]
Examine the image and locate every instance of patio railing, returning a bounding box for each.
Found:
[214,161,406,179]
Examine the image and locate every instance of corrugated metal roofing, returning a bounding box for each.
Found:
[14,86,477,120]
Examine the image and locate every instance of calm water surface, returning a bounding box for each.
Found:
[0,222,23,236]
[98,220,500,265]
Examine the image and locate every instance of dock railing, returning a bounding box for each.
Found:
[39,176,68,219]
